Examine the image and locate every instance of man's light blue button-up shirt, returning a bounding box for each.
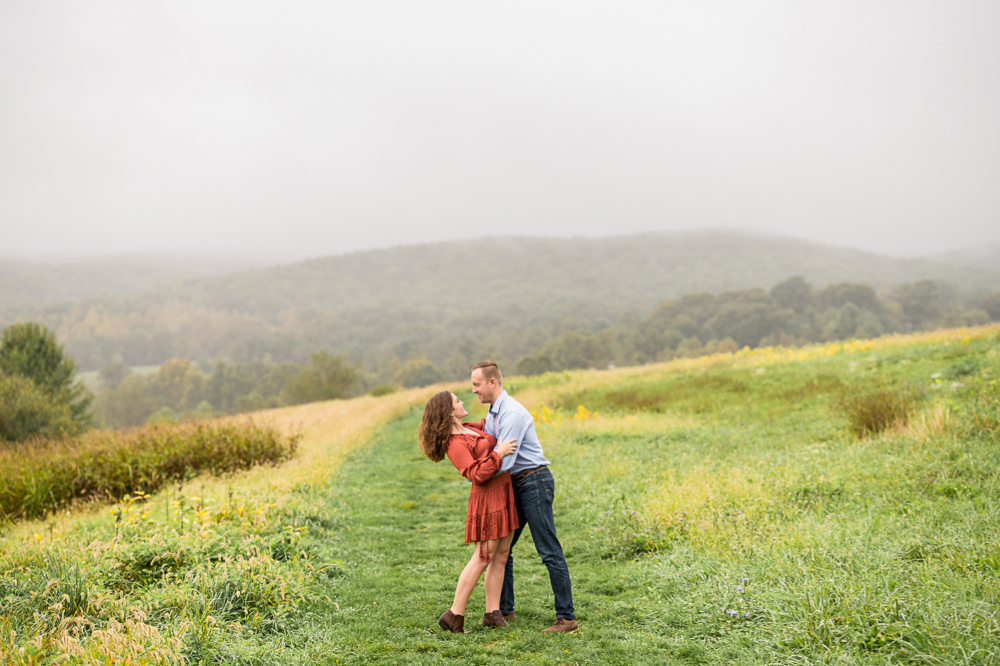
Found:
[485,390,550,476]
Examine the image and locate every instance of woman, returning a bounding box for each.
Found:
[418,390,520,634]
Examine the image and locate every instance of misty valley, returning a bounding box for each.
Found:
[2,233,999,430]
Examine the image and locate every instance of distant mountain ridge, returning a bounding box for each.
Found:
[47,232,1000,312]
[4,232,997,313]
[0,255,269,308]
[2,231,997,372]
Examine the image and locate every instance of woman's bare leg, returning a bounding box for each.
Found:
[450,540,498,616]
[483,533,513,612]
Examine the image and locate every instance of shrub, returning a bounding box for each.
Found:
[0,420,300,521]
[147,406,180,424]
[369,383,398,397]
[837,382,917,437]
[0,373,80,442]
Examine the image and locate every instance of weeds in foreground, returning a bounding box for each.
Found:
[1,479,323,665]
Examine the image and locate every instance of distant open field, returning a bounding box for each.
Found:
[2,324,999,664]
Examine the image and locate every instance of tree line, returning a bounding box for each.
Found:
[2,275,998,439]
[0,324,450,436]
[514,277,998,374]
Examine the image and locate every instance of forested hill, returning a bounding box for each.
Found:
[15,231,997,315]
[2,231,998,373]
[86,233,1000,314]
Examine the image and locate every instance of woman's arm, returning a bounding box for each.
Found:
[446,436,502,484]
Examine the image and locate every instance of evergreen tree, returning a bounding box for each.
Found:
[0,322,92,430]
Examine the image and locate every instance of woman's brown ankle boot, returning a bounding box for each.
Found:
[439,609,471,634]
[483,612,495,626]
[491,610,507,627]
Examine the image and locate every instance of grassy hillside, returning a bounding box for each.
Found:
[2,324,998,664]
[3,232,997,375]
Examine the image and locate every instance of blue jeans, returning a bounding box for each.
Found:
[500,467,576,620]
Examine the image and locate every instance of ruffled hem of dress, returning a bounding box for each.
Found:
[465,506,519,548]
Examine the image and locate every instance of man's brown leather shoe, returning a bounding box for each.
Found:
[541,618,578,633]
[502,613,516,621]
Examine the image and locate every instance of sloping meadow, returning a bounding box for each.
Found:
[507,325,1000,662]
[1,327,998,664]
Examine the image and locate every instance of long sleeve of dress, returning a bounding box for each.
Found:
[447,436,502,484]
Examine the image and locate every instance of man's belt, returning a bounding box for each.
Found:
[511,465,547,483]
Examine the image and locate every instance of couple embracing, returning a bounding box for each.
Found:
[418,361,578,634]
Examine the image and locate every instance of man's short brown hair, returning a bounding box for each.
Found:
[472,360,502,385]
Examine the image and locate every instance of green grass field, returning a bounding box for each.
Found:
[2,326,999,664]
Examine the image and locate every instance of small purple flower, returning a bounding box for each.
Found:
[727,610,738,616]
[736,585,743,592]
[744,612,751,617]
[742,577,749,582]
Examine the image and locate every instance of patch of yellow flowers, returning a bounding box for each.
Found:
[530,404,600,425]
[653,323,1000,374]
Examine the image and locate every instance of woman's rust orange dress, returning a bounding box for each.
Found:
[446,420,519,560]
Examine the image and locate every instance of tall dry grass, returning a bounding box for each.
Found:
[836,381,918,437]
[0,421,299,521]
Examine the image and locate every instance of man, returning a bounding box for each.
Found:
[471,360,578,633]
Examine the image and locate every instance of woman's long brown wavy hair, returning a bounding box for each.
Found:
[418,391,454,462]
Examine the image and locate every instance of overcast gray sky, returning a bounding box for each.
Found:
[1,1,998,262]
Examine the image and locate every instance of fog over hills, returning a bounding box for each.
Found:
[2,231,997,373]
[4,232,997,313]
[928,242,1000,273]
[0,255,269,308]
